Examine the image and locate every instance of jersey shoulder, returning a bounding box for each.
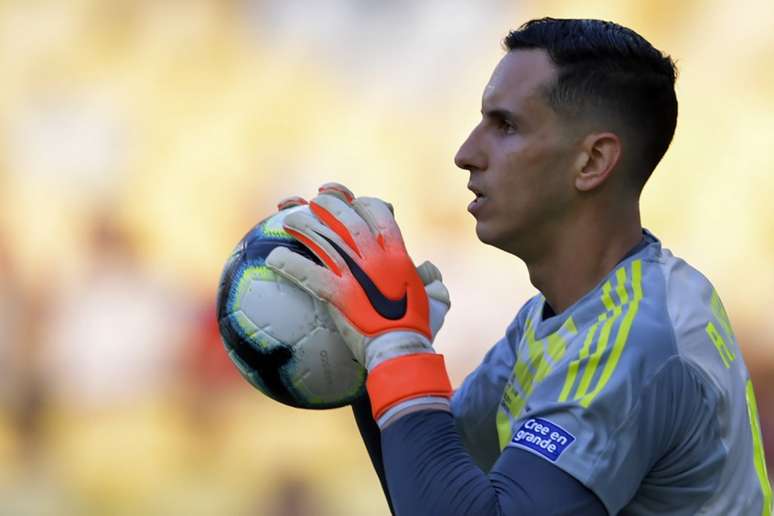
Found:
[598,243,737,416]
[643,245,745,392]
[605,239,732,376]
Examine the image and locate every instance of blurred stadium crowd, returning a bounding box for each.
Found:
[0,1,772,515]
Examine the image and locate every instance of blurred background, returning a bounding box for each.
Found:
[0,0,772,514]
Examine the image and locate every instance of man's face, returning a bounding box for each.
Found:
[455,49,580,257]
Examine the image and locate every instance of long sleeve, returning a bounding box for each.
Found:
[381,410,606,515]
[352,394,395,515]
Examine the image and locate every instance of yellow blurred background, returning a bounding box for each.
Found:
[0,1,772,514]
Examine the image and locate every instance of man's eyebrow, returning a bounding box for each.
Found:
[481,108,520,123]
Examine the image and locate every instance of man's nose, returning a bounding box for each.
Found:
[454,124,486,172]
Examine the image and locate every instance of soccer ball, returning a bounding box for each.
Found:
[216,206,366,409]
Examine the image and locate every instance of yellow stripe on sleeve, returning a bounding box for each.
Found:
[746,380,773,516]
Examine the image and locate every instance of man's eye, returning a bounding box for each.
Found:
[499,120,517,135]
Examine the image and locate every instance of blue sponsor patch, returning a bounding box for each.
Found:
[511,417,575,462]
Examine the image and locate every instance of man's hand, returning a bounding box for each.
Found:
[267,183,449,368]
[267,183,453,425]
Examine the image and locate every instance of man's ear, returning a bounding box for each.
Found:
[574,132,622,192]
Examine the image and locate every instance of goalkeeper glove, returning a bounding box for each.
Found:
[267,183,452,426]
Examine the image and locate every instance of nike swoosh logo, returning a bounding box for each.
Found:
[316,233,407,320]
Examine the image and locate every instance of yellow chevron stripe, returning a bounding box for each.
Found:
[498,305,580,446]
[563,316,578,336]
[546,332,567,363]
[545,316,575,365]
[580,260,643,407]
[519,330,549,399]
[573,263,631,402]
[512,320,536,389]
[501,384,521,418]
[574,306,623,400]
[600,280,615,311]
[615,266,629,305]
[559,321,598,402]
[513,359,532,393]
[496,408,511,450]
[498,317,548,447]
[532,353,552,388]
[517,349,540,388]
[746,380,773,516]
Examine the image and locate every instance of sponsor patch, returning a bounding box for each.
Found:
[511,417,575,462]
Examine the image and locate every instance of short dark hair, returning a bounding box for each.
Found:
[504,18,678,187]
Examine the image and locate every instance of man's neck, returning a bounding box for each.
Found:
[526,209,643,316]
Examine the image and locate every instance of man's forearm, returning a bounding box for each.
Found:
[351,394,395,515]
[382,409,504,515]
[380,410,608,516]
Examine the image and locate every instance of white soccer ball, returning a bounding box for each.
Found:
[216,206,365,408]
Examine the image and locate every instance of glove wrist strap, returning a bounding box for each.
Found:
[366,353,452,421]
[364,331,433,370]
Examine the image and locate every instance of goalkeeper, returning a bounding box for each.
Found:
[267,18,772,515]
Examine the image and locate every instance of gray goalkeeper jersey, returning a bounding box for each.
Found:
[452,230,772,515]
